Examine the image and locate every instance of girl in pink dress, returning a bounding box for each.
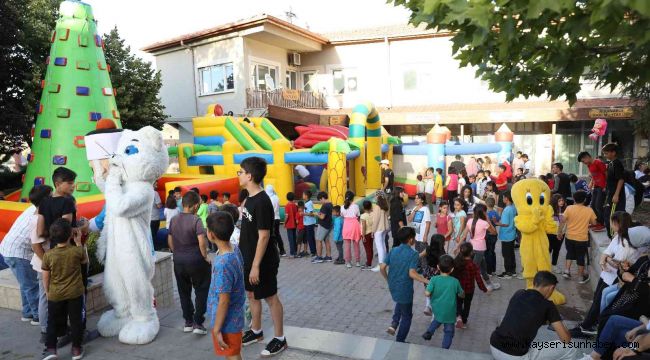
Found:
[341,191,362,268]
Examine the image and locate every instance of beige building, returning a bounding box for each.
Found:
[143,15,645,176]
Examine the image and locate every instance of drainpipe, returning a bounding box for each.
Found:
[180,40,200,117]
[385,36,393,109]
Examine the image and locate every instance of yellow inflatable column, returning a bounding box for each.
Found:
[178,143,199,175]
[365,107,382,190]
[271,139,293,206]
[327,138,347,206]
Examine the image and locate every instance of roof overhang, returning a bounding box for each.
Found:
[142,15,327,54]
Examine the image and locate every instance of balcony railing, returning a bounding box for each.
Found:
[246,88,327,109]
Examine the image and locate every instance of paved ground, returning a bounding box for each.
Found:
[0,227,594,359]
[254,230,593,353]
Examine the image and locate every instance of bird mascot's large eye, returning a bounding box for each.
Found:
[124,145,139,156]
[526,192,533,205]
[539,193,546,205]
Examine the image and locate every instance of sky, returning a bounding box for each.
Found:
[91,0,412,64]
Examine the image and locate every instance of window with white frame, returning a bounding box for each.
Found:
[198,63,234,95]
[251,63,278,91]
[285,70,297,89]
[302,71,316,91]
[332,68,358,94]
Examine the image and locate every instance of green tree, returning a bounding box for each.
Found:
[391,0,649,104]
[0,0,59,161]
[103,27,166,131]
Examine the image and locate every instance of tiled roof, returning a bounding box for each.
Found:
[320,23,441,43]
[141,14,328,53]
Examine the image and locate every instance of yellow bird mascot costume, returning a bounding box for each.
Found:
[511,179,566,305]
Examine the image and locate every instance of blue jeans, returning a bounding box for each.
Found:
[600,284,620,313]
[426,319,455,349]
[391,302,413,343]
[5,257,39,319]
[286,228,297,256]
[594,315,640,356]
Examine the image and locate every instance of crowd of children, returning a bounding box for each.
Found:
[3,142,649,358]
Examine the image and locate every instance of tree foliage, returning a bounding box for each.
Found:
[0,0,59,159]
[390,0,650,105]
[103,28,166,131]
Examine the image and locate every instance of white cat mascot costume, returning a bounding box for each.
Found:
[94,126,168,344]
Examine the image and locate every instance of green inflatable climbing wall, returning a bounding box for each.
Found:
[20,0,122,200]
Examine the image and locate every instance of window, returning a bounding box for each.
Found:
[198,63,234,95]
[285,70,297,89]
[332,69,357,94]
[401,64,433,92]
[302,71,315,91]
[252,63,278,91]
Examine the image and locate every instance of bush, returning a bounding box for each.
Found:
[85,232,104,276]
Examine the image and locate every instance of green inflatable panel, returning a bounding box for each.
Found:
[20,0,122,200]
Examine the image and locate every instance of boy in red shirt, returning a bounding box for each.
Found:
[495,165,508,208]
[578,152,606,228]
[284,192,298,257]
[295,201,306,257]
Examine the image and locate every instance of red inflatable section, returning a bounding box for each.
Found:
[294,124,349,149]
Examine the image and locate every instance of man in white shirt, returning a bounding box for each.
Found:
[0,185,52,326]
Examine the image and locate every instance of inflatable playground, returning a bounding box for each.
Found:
[0,0,516,240]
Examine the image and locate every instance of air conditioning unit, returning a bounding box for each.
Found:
[289,52,301,66]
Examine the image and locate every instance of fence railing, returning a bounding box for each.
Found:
[246,88,327,109]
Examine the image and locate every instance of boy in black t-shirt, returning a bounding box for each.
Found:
[490,271,575,360]
[38,167,79,239]
[237,157,287,357]
[602,143,626,234]
[313,191,333,263]
[36,167,90,346]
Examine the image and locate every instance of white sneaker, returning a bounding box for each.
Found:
[552,266,562,274]
[346,263,352,268]
[516,273,524,280]
[21,317,32,322]
[370,265,380,272]
[355,262,361,267]
[489,282,502,290]
[30,319,40,326]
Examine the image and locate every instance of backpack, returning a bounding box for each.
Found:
[624,170,644,208]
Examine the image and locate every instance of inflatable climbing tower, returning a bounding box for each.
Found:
[20,0,122,200]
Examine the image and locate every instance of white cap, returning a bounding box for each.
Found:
[380,159,390,165]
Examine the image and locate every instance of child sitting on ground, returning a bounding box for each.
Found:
[332,206,344,264]
[41,218,89,360]
[380,227,428,343]
[168,191,210,335]
[206,211,245,360]
[451,242,490,330]
[422,254,464,349]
